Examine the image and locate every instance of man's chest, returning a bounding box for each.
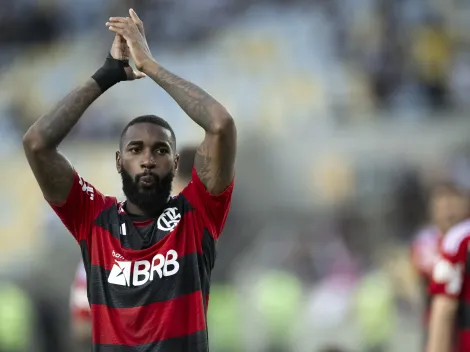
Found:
[89,205,204,289]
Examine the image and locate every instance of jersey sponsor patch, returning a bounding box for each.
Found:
[107,250,180,287]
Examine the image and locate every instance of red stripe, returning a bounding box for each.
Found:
[461,278,470,301]
[457,331,470,352]
[91,214,204,271]
[92,291,206,345]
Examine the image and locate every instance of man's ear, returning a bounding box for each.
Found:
[116,151,122,173]
[174,153,180,173]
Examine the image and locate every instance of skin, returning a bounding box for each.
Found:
[22,32,144,205]
[430,191,470,234]
[427,295,457,352]
[117,122,178,216]
[23,8,236,212]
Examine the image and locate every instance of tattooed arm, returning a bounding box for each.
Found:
[145,62,236,195]
[22,79,102,204]
[107,10,236,195]
[23,33,140,204]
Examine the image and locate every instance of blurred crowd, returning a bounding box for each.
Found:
[2,0,470,351]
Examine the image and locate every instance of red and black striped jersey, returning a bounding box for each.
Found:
[429,219,470,352]
[49,168,234,351]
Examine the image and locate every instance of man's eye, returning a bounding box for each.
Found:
[129,148,141,154]
[157,148,169,154]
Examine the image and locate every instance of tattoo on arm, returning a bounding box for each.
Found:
[148,65,222,132]
[27,79,102,149]
[23,79,102,204]
[193,133,236,195]
[147,63,236,194]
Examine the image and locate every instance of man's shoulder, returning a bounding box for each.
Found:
[442,219,470,256]
[413,225,440,245]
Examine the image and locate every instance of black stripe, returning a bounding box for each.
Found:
[93,203,122,240]
[461,249,470,329]
[79,240,92,308]
[457,299,470,329]
[200,229,215,314]
[94,195,195,243]
[92,329,208,352]
[90,253,208,308]
[202,229,216,272]
[199,230,215,344]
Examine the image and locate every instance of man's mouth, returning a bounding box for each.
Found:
[139,175,156,187]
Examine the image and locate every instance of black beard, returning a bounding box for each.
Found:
[121,167,174,216]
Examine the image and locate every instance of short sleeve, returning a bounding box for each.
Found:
[182,168,234,240]
[410,228,439,277]
[48,171,107,243]
[70,261,91,321]
[429,221,470,298]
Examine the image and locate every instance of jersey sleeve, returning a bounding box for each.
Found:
[429,221,470,298]
[70,262,91,322]
[182,168,234,240]
[48,171,106,243]
[410,229,438,277]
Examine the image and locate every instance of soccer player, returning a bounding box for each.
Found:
[23,9,236,351]
[426,190,470,352]
[68,147,197,350]
[411,183,470,343]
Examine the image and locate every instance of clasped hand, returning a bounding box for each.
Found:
[107,9,155,79]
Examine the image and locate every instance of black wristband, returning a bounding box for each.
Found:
[92,53,129,92]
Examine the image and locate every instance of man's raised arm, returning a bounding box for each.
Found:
[144,63,236,195]
[23,34,144,204]
[107,10,236,195]
[23,79,103,204]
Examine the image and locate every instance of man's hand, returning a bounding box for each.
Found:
[106,9,155,72]
[110,34,146,80]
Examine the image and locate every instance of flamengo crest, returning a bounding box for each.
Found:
[157,207,181,232]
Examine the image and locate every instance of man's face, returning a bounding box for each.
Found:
[116,123,178,215]
[431,191,470,234]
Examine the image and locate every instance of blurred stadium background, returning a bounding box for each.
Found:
[1,0,470,351]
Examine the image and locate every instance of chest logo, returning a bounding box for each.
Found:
[108,250,180,287]
[157,207,181,232]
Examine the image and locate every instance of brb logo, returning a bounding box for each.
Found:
[157,207,181,232]
[107,250,179,287]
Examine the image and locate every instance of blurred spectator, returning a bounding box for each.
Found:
[412,15,452,109]
[410,181,470,349]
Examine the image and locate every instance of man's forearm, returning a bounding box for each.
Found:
[427,297,457,352]
[143,61,232,133]
[24,79,102,149]
[428,319,454,352]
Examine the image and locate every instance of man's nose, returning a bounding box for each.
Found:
[140,152,156,169]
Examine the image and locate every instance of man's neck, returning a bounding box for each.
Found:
[124,197,171,218]
[125,201,147,217]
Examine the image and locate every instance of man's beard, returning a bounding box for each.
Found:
[121,167,174,216]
